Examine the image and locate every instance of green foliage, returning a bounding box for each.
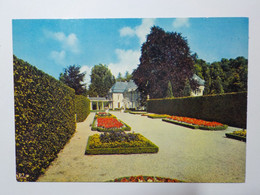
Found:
[147,92,247,128]
[133,26,198,101]
[116,71,133,82]
[183,80,191,96]
[75,95,90,122]
[59,65,87,95]
[88,64,115,97]
[14,55,76,181]
[194,57,248,95]
[85,134,159,155]
[166,81,174,97]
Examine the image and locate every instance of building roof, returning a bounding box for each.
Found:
[109,80,138,93]
[192,74,205,86]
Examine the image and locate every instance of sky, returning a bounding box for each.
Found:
[12,18,248,86]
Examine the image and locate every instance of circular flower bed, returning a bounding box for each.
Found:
[112,176,183,182]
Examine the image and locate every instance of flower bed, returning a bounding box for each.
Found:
[96,112,112,117]
[91,116,131,132]
[226,130,246,142]
[85,132,159,155]
[147,114,171,119]
[129,111,147,115]
[163,116,227,130]
[111,175,183,182]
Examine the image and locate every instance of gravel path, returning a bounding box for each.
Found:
[37,111,246,183]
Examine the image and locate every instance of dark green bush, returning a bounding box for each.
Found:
[14,55,76,181]
[147,92,247,128]
[75,95,90,122]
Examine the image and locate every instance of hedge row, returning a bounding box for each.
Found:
[14,56,77,181]
[75,95,90,122]
[147,92,247,128]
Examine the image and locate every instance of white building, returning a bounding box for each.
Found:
[190,74,205,96]
[108,80,141,110]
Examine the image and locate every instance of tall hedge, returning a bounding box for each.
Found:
[147,92,247,128]
[75,95,90,122]
[14,56,76,181]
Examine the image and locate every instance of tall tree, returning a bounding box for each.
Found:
[59,65,86,95]
[166,81,174,97]
[132,26,198,102]
[88,64,115,97]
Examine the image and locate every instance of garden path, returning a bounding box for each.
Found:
[37,111,246,182]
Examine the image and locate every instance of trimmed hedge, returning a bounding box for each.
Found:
[14,56,76,181]
[225,133,246,142]
[75,95,90,122]
[85,134,159,155]
[147,92,247,128]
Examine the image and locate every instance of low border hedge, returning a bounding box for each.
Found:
[225,133,246,142]
[85,135,159,155]
[91,117,131,132]
[162,118,228,130]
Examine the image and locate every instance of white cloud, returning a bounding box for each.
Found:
[108,49,141,78]
[120,27,135,37]
[119,18,156,44]
[173,18,190,28]
[80,65,93,87]
[50,50,66,65]
[45,30,80,54]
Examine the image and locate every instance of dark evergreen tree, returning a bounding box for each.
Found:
[59,65,86,95]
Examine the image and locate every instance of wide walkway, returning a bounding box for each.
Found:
[37,111,246,182]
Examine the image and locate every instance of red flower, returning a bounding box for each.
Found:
[120,177,129,182]
[97,118,123,129]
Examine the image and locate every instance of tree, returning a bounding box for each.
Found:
[132,26,198,102]
[166,81,174,97]
[116,73,123,82]
[59,65,86,95]
[125,71,132,82]
[88,64,115,97]
[183,80,191,96]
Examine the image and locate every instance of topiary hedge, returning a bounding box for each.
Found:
[147,92,247,128]
[14,55,76,181]
[75,95,90,122]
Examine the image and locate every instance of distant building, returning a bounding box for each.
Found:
[190,74,205,96]
[108,80,141,110]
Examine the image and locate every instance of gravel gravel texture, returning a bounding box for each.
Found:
[37,111,246,183]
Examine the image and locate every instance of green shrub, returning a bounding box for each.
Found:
[14,55,76,181]
[75,95,90,122]
[147,92,247,128]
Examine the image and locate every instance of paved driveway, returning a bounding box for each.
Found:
[37,111,246,182]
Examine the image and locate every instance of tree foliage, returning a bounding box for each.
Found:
[166,81,174,97]
[88,64,115,97]
[194,56,248,95]
[59,65,86,95]
[132,26,198,101]
[116,71,133,82]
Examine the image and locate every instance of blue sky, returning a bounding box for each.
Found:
[12,18,248,86]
